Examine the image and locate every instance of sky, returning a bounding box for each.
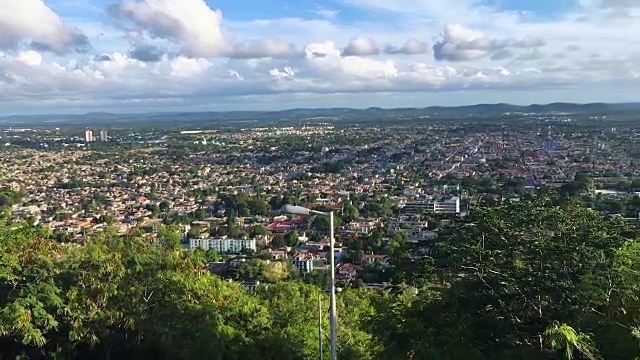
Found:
[0,0,640,114]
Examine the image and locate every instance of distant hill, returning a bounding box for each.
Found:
[1,102,639,126]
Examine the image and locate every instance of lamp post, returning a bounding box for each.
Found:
[281,205,337,360]
[318,291,323,360]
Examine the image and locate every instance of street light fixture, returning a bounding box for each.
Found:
[318,287,342,360]
[280,204,338,360]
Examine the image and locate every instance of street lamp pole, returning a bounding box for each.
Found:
[318,291,323,360]
[280,205,338,360]
[329,211,337,360]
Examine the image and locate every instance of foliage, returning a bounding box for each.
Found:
[374,195,640,359]
[2,195,640,359]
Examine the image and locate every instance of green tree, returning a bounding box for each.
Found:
[284,230,300,248]
[382,194,640,358]
[158,225,182,250]
[205,248,220,263]
[235,258,267,281]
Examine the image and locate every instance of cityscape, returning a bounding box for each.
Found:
[2,0,640,359]
[2,103,640,358]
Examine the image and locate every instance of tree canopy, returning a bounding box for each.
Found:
[2,194,640,359]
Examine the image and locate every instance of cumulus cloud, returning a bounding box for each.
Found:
[385,39,429,55]
[108,0,230,57]
[128,44,167,62]
[306,41,397,79]
[95,54,114,62]
[515,50,546,61]
[512,35,546,49]
[231,38,302,59]
[565,44,581,52]
[270,67,295,80]
[0,0,90,54]
[433,24,498,61]
[598,0,640,8]
[490,49,513,60]
[433,25,549,62]
[1,0,640,111]
[1,47,639,112]
[342,37,380,56]
[17,51,44,67]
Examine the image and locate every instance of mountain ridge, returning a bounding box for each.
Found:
[1,102,638,125]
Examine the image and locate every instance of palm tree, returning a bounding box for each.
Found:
[543,322,601,360]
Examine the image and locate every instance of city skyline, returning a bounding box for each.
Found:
[1,0,640,114]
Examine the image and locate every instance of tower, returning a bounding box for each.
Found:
[84,129,93,143]
[321,146,329,161]
[543,128,555,151]
[100,129,108,142]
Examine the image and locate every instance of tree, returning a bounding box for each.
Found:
[263,261,293,283]
[343,203,360,222]
[158,225,182,250]
[205,248,220,263]
[543,322,601,360]
[187,226,202,239]
[312,214,342,233]
[381,194,640,359]
[284,230,300,248]
[159,200,172,212]
[235,258,267,281]
[101,214,116,225]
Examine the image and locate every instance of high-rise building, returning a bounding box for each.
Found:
[543,137,555,151]
[100,129,108,142]
[189,238,257,254]
[84,129,93,142]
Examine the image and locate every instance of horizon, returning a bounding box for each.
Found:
[2,101,639,118]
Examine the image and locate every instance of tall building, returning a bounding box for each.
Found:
[401,196,461,215]
[290,254,314,274]
[189,238,257,254]
[84,129,93,143]
[543,137,555,151]
[100,129,108,142]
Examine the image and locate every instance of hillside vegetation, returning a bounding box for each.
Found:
[1,195,640,359]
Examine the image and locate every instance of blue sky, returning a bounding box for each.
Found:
[0,0,639,114]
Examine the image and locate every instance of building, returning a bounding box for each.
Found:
[189,238,257,254]
[401,196,461,215]
[100,129,108,142]
[84,129,93,142]
[543,137,555,151]
[290,254,314,274]
[493,141,506,152]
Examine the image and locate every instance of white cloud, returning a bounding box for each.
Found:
[1,0,640,112]
[18,50,43,66]
[312,8,340,21]
[598,0,640,8]
[513,35,546,49]
[342,37,381,56]
[108,0,230,57]
[231,38,302,59]
[270,66,295,80]
[0,0,89,54]
[169,57,212,77]
[385,39,429,55]
[433,24,496,61]
[306,41,397,79]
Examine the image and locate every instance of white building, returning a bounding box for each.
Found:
[401,196,461,215]
[100,129,108,142]
[189,238,256,254]
[290,255,314,274]
[84,129,93,142]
